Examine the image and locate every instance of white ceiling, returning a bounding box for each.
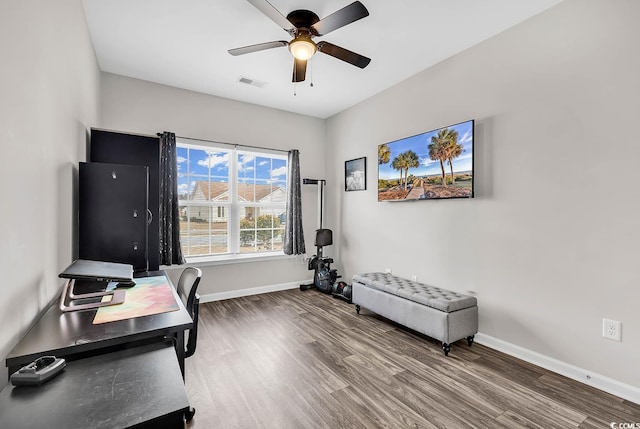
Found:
[82,0,563,119]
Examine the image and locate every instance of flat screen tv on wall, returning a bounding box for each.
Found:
[378,119,474,202]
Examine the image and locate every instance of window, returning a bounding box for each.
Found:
[176,139,287,260]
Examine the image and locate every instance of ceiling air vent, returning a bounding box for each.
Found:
[238,76,267,88]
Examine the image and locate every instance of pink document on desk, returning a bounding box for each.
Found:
[92,276,180,324]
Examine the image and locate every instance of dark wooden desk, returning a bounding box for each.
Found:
[0,342,189,429]
[5,271,192,377]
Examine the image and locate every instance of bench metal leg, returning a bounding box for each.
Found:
[185,406,196,422]
[466,335,475,347]
[355,304,361,314]
[442,343,451,356]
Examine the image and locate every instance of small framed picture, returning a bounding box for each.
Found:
[345,157,367,192]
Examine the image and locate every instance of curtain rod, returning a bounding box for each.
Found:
[158,132,289,154]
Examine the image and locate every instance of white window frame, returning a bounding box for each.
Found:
[177,138,289,264]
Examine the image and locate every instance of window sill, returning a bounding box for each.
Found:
[161,252,299,270]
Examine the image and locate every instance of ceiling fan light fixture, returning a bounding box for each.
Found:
[289,34,316,60]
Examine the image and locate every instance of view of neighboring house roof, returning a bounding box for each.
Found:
[192,180,283,202]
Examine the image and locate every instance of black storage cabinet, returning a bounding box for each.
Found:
[79,162,149,272]
[89,129,160,270]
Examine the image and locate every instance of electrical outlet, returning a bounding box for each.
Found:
[602,318,622,341]
[411,275,417,282]
[385,268,392,274]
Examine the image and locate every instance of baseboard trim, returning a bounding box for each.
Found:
[199,280,310,303]
[475,333,640,405]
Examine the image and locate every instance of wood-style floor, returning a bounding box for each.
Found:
[184,289,640,428]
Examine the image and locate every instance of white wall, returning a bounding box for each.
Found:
[326,0,640,389]
[0,0,100,385]
[100,73,326,296]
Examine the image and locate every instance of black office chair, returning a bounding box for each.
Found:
[176,266,202,421]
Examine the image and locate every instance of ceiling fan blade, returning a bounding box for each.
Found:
[311,1,369,36]
[316,41,371,68]
[246,0,296,33]
[292,58,307,82]
[228,41,288,56]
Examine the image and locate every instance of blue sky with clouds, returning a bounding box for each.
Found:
[176,146,287,195]
[378,120,473,181]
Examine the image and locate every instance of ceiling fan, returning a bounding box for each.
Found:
[228,0,371,83]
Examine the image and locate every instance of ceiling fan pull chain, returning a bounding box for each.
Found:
[310,59,314,87]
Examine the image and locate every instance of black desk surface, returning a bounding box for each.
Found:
[0,343,189,429]
[5,271,193,374]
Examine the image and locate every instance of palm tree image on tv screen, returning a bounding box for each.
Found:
[378,120,474,201]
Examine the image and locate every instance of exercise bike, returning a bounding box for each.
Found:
[300,228,339,293]
[300,179,340,293]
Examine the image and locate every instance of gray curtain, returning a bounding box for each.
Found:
[283,149,306,255]
[159,131,185,265]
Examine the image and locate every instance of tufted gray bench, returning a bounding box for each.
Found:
[352,273,478,356]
